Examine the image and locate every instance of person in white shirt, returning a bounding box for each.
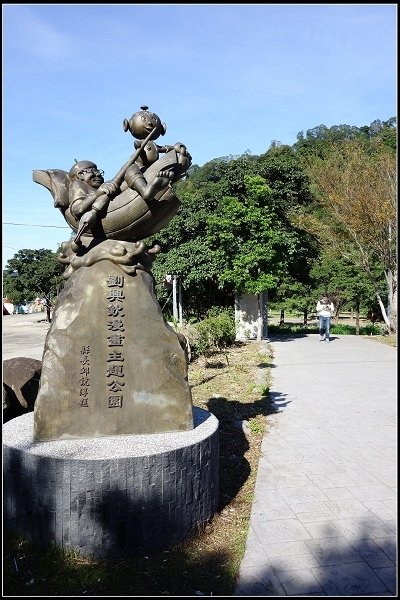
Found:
[316,295,335,342]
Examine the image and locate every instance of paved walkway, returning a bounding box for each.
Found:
[3,313,50,362]
[235,333,397,596]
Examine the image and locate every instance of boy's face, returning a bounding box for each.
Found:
[130,110,161,140]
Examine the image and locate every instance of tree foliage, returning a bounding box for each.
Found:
[294,117,397,158]
[148,148,316,318]
[207,174,298,294]
[5,116,396,329]
[295,138,396,331]
[309,250,380,331]
[3,248,64,321]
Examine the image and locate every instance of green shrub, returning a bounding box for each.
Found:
[268,323,315,335]
[359,324,386,335]
[190,307,236,360]
[330,323,355,335]
[331,323,385,335]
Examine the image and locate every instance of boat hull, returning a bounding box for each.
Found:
[33,150,184,242]
[64,185,180,241]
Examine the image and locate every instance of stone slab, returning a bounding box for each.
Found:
[3,407,219,558]
[34,255,193,441]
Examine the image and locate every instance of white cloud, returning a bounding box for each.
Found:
[3,5,77,62]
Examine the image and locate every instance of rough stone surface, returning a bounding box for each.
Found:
[3,357,42,423]
[3,407,219,558]
[34,258,193,441]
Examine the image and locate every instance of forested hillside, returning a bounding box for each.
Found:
[147,117,397,333]
[4,118,396,334]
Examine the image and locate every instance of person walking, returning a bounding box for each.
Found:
[316,294,335,342]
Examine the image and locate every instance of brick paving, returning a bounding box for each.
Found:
[235,334,397,596]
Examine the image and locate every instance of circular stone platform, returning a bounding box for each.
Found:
[3,407,219,558]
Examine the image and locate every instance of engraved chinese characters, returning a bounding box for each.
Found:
[106,275,125,408]
[33,248,193,441]
[79,346,90,407]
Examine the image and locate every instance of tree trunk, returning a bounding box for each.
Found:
[355,300,360,335]
[391,284,397,334]
[384,268,397,333]
[334,305,339,325]
[279,309,284,326]
[303,308,308,325]
[376,292,391,333]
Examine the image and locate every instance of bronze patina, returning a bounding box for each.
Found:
[32,106,194,441]
[33,106,192,251]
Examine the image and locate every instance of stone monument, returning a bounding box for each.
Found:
[3,106,219,557]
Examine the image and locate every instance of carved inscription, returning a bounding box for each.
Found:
[106,275,125,408]
[78,345,90,407]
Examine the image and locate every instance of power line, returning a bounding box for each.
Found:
[3,222,70,229]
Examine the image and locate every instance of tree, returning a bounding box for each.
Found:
[310,251,380,333]
[294,118,397,158]
[148,160,232,317]
[295,139,397,333]
[3,249,65,321]
[149,149,316,320]
[256,144,313,215]
[148,120,395,326]
[253,146,318,321]
[207,174,304,294]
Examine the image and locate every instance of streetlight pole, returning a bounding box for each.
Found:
[166,274,182,326]
[178,277,182,325]
[172,275,178,323]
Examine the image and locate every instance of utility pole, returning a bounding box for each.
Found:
[178,277,182,325]
[172,276,183,325]
[172,275,178,323]
[168,274,183,326]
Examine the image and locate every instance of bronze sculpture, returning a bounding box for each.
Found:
[33,106,192,251]
[32,106,194,440]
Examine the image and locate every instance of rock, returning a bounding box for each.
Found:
[33,248,194,441]
[176,332,191,364]
[3,357,42,422]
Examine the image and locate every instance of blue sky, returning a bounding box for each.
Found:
[3,3,397,270]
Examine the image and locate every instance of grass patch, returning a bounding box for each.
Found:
[364,334,397,348]
[4,341,275,596]
[331,323,385,335]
